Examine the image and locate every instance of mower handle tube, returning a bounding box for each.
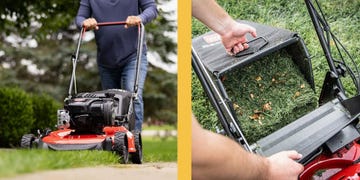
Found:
[68,22,144,99]
[192,46,252,152]
[68,28,85,98]
[304,0,346,100]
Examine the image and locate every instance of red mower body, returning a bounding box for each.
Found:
[300,141,360,179]
[22,125,143,164]
[40,126,136,153]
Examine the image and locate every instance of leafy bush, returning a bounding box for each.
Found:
[0,87,62,147]
[30,93,61,133]
[144,68,177,125]
[0,87,34,147]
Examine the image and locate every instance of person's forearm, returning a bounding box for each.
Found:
[75,0,91,29]
[192,118,269,179]
[191,0,236,36]
[138,0,158,24]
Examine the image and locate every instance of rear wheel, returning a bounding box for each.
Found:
[20,134,36,149]
[131,131,143,164]
[114,132,129,164]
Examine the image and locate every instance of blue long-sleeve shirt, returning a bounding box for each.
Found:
[75,0,157,68]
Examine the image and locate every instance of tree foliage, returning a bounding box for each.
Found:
[0,0,78,38]
[144,67,177,125]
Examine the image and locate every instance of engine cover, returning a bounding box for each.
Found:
[62,89,134,133]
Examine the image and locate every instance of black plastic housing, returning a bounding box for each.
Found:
[64,89,134,133]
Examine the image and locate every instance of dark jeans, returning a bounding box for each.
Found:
[98,54,148,131]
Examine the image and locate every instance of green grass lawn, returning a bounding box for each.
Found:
[143,136,177,162]
[0,137,177,178]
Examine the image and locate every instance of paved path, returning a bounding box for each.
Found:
[1,163,177,180]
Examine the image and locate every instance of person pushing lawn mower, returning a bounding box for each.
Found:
[75,0,158,131]
[21,0,157,164]
[21,21,145,164]
[20,2,154,163]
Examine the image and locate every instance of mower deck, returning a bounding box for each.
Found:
[39,127,135,152]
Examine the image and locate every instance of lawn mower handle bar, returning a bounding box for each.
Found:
[192,46,252,152]
[68,21,144,99]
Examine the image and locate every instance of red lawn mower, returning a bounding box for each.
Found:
[21,21,143,164]
[192,0,360,179]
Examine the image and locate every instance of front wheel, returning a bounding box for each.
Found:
[20,134,36,149]
[114,132,129,164]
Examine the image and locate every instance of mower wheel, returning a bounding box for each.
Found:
[131,131,143,164]
[20,134,36,149]
[114,132,129,164]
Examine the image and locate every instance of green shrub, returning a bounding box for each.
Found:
[30,93,61,133]
[0,87,34,147]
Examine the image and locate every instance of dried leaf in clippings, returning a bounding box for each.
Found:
[233,103,240,110]
[221,75,227,82]
[300,84,305,89]
[255,76,262,82]
[253,109,262,114]
[250,93,255,99]
[262,102,272,111]
[293,91,301,99]
[233,103,243,115]
[249,113,260,120]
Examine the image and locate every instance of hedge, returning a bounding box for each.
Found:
[0,87,34,147]
[30,93,61,133]
[0,87,61,147]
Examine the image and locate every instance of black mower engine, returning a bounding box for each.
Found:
[57,89,135,133]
